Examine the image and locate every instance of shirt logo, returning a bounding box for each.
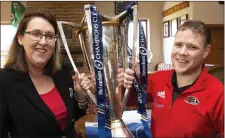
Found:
[69,87,74,98]
[157,91,165,98]
[184,96,200,105]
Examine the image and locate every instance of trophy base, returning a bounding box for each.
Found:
[111,119,134,138]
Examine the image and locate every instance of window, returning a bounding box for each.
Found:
[1,24,17,68]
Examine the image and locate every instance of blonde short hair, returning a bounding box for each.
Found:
[176,20,211,47]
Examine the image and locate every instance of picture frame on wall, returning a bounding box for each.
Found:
[179,14,188,26]
[171,18,178,37]
[115,1,137,15]
[163,21,170,38]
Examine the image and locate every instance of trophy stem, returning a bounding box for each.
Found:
[120,89,130,117]
[111,119,134,138]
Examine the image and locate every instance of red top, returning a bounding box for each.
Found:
[127,67,224,138]
[40,87,68,130]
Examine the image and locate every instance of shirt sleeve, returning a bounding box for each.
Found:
[73,97,86,121]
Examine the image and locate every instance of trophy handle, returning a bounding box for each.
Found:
[80,14,86,26]
[57,21,97,105]
[120,5,138,117]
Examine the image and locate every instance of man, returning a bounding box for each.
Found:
[121,20,224,137]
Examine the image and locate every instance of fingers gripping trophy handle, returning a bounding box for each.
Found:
[57,21,97,105]
[76,72,97,105]
[87,89,97,104]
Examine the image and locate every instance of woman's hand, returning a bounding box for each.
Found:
[90,71,96,93]
[72,72,93,102]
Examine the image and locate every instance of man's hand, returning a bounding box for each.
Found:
[117,68,124,87]
[123,68,135,89]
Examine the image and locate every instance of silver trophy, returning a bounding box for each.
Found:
[57,4,138,137]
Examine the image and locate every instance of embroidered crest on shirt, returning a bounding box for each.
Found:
[69,87,74,98]
[157,91,165,98]
[184,96,200,105]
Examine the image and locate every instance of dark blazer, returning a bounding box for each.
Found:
[0,66,86,138]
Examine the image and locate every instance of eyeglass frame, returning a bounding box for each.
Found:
[23,31,58,44]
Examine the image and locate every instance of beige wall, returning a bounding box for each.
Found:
[94,2,115,17]
[95,1,163,71]
[193,2,224,24]
[1,2,27,23]
[1,1,11,23]
[162,2,193,23]
[162,1,224,64]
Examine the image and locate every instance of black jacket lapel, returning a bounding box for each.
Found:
[12,71,62,132]
[53,70,74,131]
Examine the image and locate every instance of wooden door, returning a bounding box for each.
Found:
[205,25,224,65]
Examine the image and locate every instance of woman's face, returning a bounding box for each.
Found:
[18,17,56,69]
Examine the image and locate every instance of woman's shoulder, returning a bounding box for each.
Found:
[57,64,73,74]
[54,64,73,79]
[0,68,29,85]
[1,67,26,77]
[0,68,16,79]
[0,68,16,86]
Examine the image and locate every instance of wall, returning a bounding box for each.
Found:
[162,1,224,64]
[192,2,224,24]
[1,1,11,23]
[1,1,163,71]
[95,1,163,71]
[1,1,94,68]
[1,2,27,23]
[3,2,222,70]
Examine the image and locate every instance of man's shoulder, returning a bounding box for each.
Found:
[202,74,224,105]
[206,73,224,93]
[148,70,174,80]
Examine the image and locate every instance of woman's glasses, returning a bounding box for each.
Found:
[24,31,58,44]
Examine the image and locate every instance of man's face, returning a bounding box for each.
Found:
[171,29,211,75]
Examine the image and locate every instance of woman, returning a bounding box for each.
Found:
[0,11,93,138]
